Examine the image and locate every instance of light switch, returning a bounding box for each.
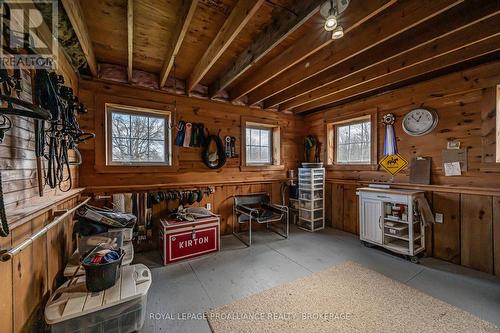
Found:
[206,203,212,211]
[435,213,443,224]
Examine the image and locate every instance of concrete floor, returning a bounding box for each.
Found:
[137,226,500,333]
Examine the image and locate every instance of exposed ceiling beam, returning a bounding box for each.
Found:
[246,0,464,106]
[304,57,500,115]
[208,0,324,98]
[227,0,397,101]
[127,0,134,82]
[272,0,500,110]
[61,0,97,77]
[159,0,198,88]
[187,0,265,93]
[293,36,500,114]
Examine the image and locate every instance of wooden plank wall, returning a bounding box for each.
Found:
[306,62,500,276]
[0,44,81,331]
[325,182,499,276]
[77,79,302,188]
[0,196,80,333]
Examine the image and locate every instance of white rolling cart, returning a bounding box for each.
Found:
[357,187,426,263]
[297,167,325,232]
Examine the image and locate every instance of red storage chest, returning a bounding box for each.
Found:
[159,216,220,265]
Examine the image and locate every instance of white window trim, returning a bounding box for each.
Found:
[105,103,172,166]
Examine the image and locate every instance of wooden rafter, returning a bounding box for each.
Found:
[159,0,198,88]
[227,0,397,101]
[187,0,265,93]
[272,0,500,110]
[247,0,465,106]
[61,0,97,77]
[127,0,134,82]
[208,0,324,98]
[293,38,500,114]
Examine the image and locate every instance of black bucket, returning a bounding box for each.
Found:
[82,246,125,292]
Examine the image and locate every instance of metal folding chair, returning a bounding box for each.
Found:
[233,193,289,246]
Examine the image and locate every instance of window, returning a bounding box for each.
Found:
[246,127,272,165]
[241,118,282,170]
[106,104,171,165]
[327,114,376,168]
[336,120,371,164]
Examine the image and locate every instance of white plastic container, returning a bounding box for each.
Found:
[46,264,151,333]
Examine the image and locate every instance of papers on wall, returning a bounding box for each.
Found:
[444,162,461,176]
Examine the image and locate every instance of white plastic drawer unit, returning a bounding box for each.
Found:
[298,167,325,232]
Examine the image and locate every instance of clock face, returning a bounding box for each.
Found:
[402,108,438,136]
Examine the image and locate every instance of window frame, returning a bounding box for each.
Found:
[94,94,178,174]
[245,126,273,166]
[240,117,284,171]
[105,104,172,166]
[326,111,378,171]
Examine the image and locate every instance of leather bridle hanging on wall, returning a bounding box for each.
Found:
[202,134,227,169]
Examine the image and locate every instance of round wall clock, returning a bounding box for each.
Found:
[402,108,438,136]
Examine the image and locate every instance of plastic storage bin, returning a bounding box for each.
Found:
[45,264,151,333]
[79,230,124,255]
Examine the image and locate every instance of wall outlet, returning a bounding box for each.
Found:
[206,203,212,211]
[435,213,443,224]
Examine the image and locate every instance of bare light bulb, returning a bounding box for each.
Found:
[324,15,337,31]
[332,25,344,39]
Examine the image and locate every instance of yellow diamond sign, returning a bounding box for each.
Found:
[379,154,408,176]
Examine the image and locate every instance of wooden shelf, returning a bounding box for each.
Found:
[384,233,421,242]
[85,179,287,194]
[384,240,410,254]
[7,188,85,230]
[327,179,500,196]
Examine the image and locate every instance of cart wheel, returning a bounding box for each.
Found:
[362,241,374,248]
[409,256,419,264]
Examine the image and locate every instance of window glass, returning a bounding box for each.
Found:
[246,127,272,165]
[335,120,371,164]
[108,107,170,164]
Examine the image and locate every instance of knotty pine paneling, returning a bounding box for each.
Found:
[461,194,493,274]
[493,196,500,276]
[304,62,500,275]
[432,192,461,264]
[304,62,500,188]
[0,196,79,333]
[326,180,499,276]
[77,79,302,189]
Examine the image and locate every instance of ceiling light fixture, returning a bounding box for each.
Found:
[324,14,337,31]
[320,0,349,32]
[332,25,344,39]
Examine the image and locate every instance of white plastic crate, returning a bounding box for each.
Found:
[46,264,151,333]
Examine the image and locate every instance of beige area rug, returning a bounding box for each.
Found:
[207,261,499,333]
